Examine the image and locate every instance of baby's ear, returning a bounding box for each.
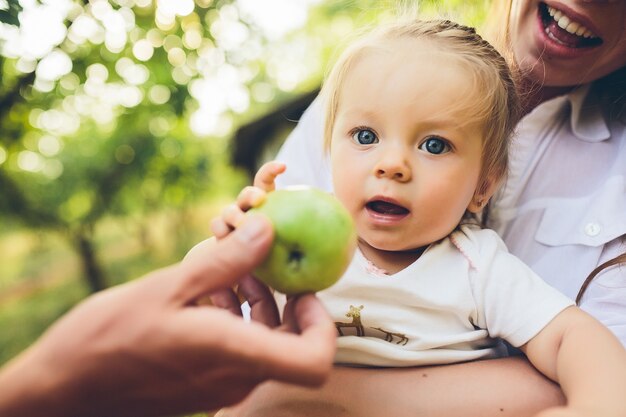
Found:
[467,175,501,213]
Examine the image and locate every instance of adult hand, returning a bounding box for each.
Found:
[0,215,336,417]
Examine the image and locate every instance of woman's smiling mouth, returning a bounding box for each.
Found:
[538,2,603,49]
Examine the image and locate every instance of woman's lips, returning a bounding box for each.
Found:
[537,2,602,50]
[545,3,598,39]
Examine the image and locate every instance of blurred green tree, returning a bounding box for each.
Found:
[0,0,487,293]
[0,0,239,291]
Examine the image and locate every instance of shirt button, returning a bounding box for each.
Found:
[584,222,602,237]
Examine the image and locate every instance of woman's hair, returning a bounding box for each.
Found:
[481,1,513,63]
[576,252,626,304]
[483,0,626,303]
[320,18,522,197]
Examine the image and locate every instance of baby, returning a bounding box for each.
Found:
[203,19,626,416]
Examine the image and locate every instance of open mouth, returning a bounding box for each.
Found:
[366,200,410,217]
[539,2,602,48]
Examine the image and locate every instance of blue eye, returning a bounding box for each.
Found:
[352,128,378,145]
[419,137,450,155]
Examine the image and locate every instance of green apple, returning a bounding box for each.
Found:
[249,186,357,295]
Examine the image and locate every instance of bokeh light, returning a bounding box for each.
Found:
[38,135,63,157]
[1,0,70,59]
[42,159,64,180]
[2,0,330,162]
[157,0,195,18]
[17,150,44,173]
[36,49,72,81]
[237,0,322,40]
[148,85,171,105]
[132,38,154,61]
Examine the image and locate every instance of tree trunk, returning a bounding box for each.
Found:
[75,231,107,293]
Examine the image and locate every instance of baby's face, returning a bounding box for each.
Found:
[329,41,486,253]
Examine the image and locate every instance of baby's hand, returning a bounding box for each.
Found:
[253,160,286,192]
[211,161,286,239]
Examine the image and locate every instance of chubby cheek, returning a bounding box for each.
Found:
[332,177,360,217]
[424,174,478,228]
[330,150,362,216]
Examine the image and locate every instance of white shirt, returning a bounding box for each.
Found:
[274,84,626,344]
[490,84,626,343]
[322,224,572,367]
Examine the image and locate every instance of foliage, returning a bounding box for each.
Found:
[0,0,258,290]
[0,0,22,27]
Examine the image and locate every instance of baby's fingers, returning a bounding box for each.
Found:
[236,186,267,211]
[210,217,232,239]
[211,204,246,239]
[211,187,266,240]
[254,161,286,191]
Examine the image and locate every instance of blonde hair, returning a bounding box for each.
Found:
[321,18,522,195]
[481,1,513,59]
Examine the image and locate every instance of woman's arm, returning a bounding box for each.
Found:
[219,357,564,417]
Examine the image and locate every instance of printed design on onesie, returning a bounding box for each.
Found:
[334,304,409,346]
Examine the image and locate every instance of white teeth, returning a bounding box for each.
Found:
[566,22,580,33]
[547,5,597,39]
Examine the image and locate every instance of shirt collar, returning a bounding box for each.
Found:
[567,83,611,143]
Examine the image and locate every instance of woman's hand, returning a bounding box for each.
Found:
[0,216,336,417]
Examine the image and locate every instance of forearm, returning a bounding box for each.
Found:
[522,307,626,416]
[555,316,626,413]
[222,357,564,417]
[0,347,70,417]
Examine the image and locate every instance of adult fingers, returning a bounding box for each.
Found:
[168,295,336,386]
[208,288,243,317]
[281,295,299,333]
[172,214,274,304]
[259,294,337,386]
[180,294,336,387]
[253,161,286,191]
[237,275,280,328]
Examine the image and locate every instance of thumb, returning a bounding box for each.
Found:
[173,214,274,304]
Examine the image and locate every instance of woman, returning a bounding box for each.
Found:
[219,1,626,416]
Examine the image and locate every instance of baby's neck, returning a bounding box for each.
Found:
[358,240,428,275]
